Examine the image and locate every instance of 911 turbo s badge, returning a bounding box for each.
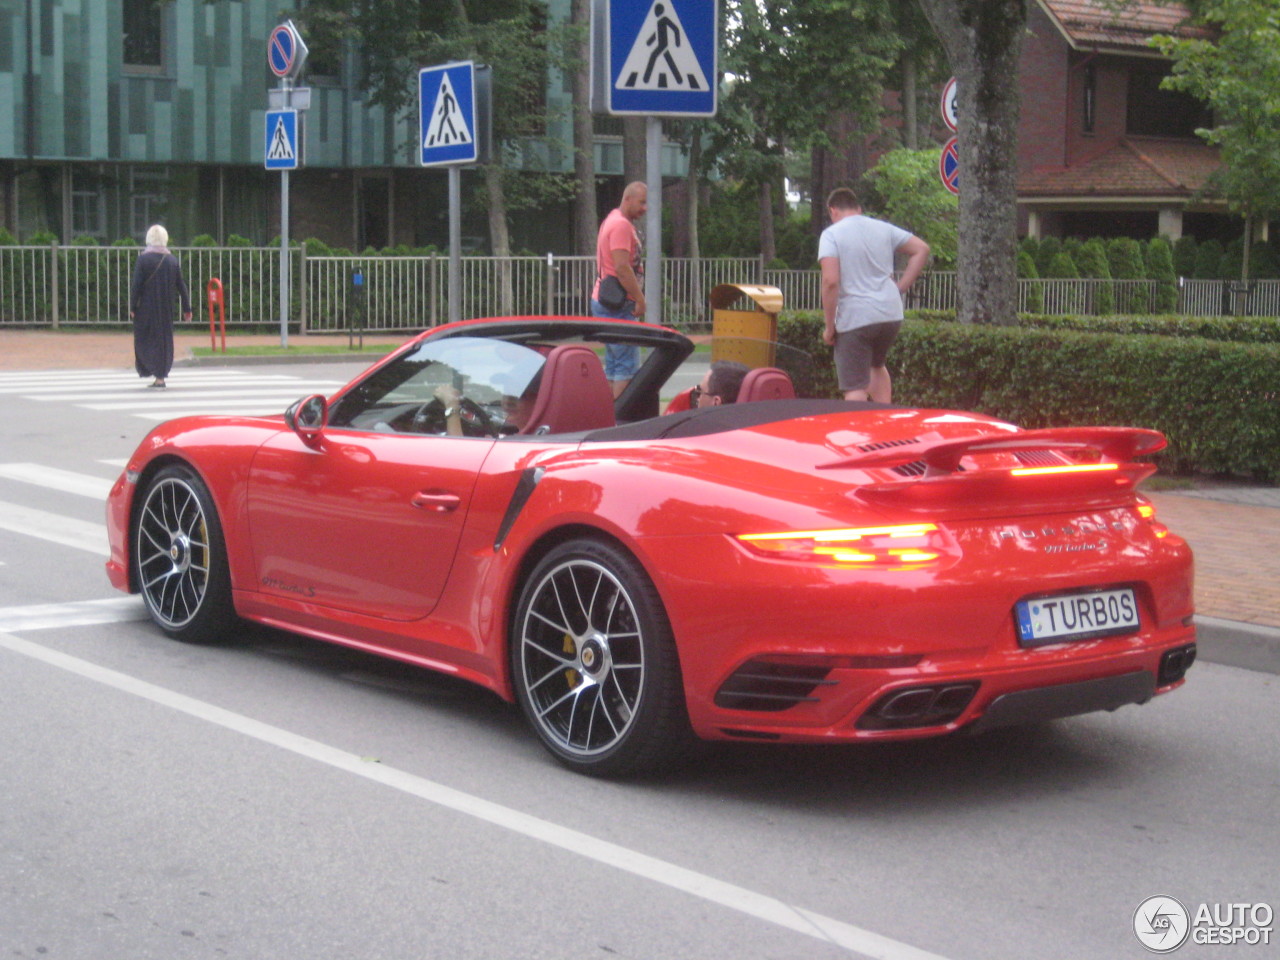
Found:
[261,576,317,598]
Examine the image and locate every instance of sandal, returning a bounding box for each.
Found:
[149,379,166,389]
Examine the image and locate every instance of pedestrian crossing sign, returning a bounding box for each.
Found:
[594,0,717,117]
[419,62,491,167]
[264,109,299,170]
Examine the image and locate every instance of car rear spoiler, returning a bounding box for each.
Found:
[818,427,1168,515]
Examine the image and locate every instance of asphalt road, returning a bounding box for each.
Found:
[1,361,1275,960]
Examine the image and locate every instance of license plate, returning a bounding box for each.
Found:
[1015,587,1139,646]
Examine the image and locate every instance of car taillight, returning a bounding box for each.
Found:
[1010,463,1120,477]
[736,523,947,569]
[1136,495,1170,539]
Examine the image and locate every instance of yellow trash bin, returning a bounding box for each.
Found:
[710,284,783,368]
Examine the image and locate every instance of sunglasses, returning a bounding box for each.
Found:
[690,384,705,404]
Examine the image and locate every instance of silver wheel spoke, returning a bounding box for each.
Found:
[137,476,211,630]
[520,555,647,759]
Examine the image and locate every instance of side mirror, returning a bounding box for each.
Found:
[285,394,328,445]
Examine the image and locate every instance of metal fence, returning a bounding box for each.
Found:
[2,244,1278,332]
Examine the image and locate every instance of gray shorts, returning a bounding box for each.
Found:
[834,321,902,392]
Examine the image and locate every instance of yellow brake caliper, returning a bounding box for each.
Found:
[563,633,580,689]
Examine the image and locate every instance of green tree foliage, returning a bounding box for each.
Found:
[1146,237,1178,311]
[713,1,901,260]
[1152,0,1280,279]
[1173,236,1198,277]
[1109,238,1150,313]
[1194,239,1225,279]
[1035,236,1062,276]
[859,148,958,267]
[1077,239,1114,315]
[1016,249,1043,313]
[298,0,571,265]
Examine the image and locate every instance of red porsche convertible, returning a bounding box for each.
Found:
[105,316,1196,776]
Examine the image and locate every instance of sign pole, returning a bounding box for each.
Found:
[280,155,290,348]
[644,117,662,327]
[448,166,461,325]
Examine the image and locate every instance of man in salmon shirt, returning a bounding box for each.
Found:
[591,181,647,397]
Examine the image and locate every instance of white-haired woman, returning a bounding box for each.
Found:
[129,224,191,388]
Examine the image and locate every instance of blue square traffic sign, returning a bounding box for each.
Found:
[420,63,479,167]
[264,109,299,170]
[601,0,717,117]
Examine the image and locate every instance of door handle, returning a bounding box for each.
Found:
[411,491,461,512]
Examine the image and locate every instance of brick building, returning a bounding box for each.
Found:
[1017,0,1233,242]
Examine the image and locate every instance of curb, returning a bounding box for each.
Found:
[1194,616,1280,676]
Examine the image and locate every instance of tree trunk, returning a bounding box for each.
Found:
[623,117,646,186]
[902,51,919,150]
[570,0,597,255]
[916,0,1027,325]
[759,179,776,264]
[685,129,704,322]
[485,165,514,314]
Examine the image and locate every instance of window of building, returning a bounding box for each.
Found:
[1126,68,1210,138]
[129,167,169,239]
[71,170,107,240]
[123,0,164,71]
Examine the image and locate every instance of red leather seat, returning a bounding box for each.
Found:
[519,344,616,434]
[737,367,795,403]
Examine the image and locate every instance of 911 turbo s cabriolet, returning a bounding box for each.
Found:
[105,315,1196,776]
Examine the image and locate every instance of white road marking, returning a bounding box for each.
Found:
[0,627,953,960]
[0,499,107,553]
[0,596,146,631]
[0,463,114,499]
[99,459,129,469]
[82,389,334,410]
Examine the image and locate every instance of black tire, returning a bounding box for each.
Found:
[132,463,235,644]
[511,538,693,777]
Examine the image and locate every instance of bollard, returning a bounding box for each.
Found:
[206,278,226,353]
[349,265,365,351]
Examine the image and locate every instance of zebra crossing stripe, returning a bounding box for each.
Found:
[0,463,114,499]
[0,499,107,554]
[0,596,146,632]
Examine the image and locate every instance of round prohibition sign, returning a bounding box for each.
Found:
[268,24,297,78]
[940,136,960,195]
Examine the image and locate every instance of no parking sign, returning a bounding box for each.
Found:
[940,136,960,195]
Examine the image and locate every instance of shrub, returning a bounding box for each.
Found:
[1108,238,1150,313]
[1173,236,1197,277]
[1193,239,1224,279]
[1035,236,1062,275]
[1146,238,1178,312]
[1077,239,1114,315]
[777,311,1280,481]
[1016,250,1043,313]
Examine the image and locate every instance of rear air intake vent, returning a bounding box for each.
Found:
[1015,449,1069,467]
[715,660,837,712]
[857,437,920,453]
[892,459,928,478]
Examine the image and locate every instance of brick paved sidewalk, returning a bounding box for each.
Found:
[0,329,391,372]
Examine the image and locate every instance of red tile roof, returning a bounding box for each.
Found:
[1019,138,1221,198]
[1038,0,1211,51]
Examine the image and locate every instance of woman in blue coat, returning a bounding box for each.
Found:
[130,224,192,388]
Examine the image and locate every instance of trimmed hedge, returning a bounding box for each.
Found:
[777,311,1280,482]
[908,309,1280,344]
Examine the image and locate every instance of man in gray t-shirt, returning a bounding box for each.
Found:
[818,187,929,402]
